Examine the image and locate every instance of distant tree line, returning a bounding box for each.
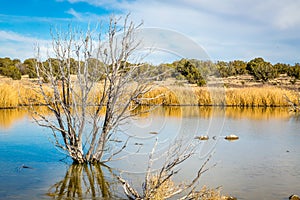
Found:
[168,57,300,86]
[1,56,300,85]
[0,57,37,80]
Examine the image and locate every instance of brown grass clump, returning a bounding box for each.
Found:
[146,174,223,200]
[225,86,297,107]
[192,185,223,200]
[146,174,178,200]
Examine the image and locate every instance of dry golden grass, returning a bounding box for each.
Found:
[147,175,178,200]
[0,76,298,108]
[195,185,223,200]
[0,77,101,108]
[225,87,297,107]
[142,86,298,107]
[0,83,19,108]
[0,81,46,108]
[146,174,222,200]
[141,86,212,106]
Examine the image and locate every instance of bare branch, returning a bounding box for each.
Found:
[284,94,300,112]
[31,15,163,164]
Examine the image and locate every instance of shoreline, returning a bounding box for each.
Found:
[0,75,299,109]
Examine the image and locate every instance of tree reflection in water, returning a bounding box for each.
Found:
[47,163,114,199]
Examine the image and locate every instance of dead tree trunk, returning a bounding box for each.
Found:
[32,15,162,164]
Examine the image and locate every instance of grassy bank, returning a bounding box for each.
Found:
[142,86,298,107]
[0,81,46,108]
[0,78,298,108]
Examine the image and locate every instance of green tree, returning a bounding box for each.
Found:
[287,63,300,79]
[24,58,38,78]
[215,61,230,77]
[229,60,247,75]
[176,59,206,86]
[1,65,22,80]
[246,57,278,82]
[273,63,290,75]
[0,57,12,68]
[0,57,22,80]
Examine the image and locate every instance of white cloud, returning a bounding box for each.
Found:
[0,31,50,61]
[275,2,300,29]
[61,0,300,34]
[67,8,83,21]
[66,8,106,22]
[0,31,39,43]
[115,0,300,63]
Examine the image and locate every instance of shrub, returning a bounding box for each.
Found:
[273,63,290,74]
[215,60,247,78]
[246,57,278,82]
[0,65,22,80]
[176,59,206,86]
[229,60,247,75]
[287,63,300,79]
[23,58,38,78]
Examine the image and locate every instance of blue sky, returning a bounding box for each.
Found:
[0,0,300,64]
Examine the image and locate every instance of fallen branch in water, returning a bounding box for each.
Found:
[117,138,219,200]
[284,94,300,112]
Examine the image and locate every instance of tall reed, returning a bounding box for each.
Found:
[0,81,45,108]
[141,86,298,107]
[0,83,19,108]
[0,79,298,108]
[225,87,298,107]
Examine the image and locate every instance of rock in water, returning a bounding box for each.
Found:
[289,194,300,200]
[195,135,209,140]
[222,196,237,200]
[224,134,239,140]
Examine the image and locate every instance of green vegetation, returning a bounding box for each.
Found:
[246,57,278,82]
[215,60,247,77]
[287,63,300,80]
[174,59,206,86]
[0,57,22,80]
[1,56,300,84]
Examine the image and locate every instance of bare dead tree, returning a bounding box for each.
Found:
[32,15,162,164]
[117,138,218,200]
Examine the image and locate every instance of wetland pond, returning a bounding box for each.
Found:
[0,106,299,199]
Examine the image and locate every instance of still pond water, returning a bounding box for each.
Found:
[0,107,299,200]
